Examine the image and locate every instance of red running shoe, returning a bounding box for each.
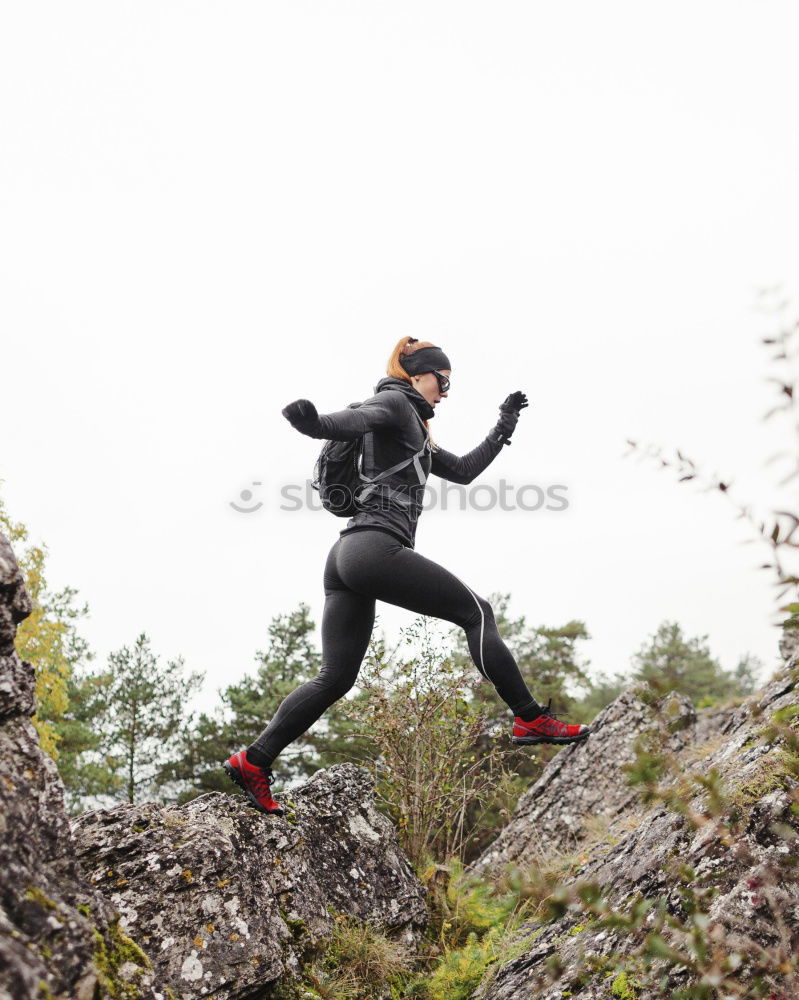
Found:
[223,750,285,815]
[512,699,591,746]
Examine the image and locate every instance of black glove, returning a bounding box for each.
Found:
[282,399,322,437]
[492,390,529,446]
[499,391,529,416]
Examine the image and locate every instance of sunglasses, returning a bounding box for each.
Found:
[431,370,451,394]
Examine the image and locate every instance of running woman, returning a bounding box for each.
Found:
[224,337,590,814]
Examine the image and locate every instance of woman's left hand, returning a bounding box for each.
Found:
[492,390,528,443]
[499,391,529,415]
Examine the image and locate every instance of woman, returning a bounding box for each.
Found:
[224,337,590,815]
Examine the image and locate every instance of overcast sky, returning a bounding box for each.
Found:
[2,1,799,720]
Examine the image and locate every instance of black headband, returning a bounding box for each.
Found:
[399,345,452,376]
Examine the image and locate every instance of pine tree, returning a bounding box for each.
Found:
[732,652,764,696]
[54,666,120,813]
[91,633,204,803]
[631,620,742,704]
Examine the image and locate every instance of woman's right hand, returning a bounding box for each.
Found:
[282,399,322,437]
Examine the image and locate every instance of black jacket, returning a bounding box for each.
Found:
[307,376,506,549]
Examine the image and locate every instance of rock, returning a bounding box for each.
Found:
[0,532,156,1000]
[0,530,428,999]
[0,534,35,721]
[73,764,429,999]
[469,668,799,999]
[0,535,33,657]
[472,690,698,875]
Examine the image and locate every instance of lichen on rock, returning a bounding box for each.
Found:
[72,764,428,999]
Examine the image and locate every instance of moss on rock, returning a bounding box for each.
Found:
[92,919,151,999]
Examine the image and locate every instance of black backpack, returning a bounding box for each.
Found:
[311,401,430,517]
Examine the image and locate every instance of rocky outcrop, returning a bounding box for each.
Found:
[472,690,699,871]
[0,530,428,1000]
[470,658,799,999]
[0,533,156,1000]
[72,766,428,999]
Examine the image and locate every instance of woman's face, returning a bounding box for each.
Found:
[412,369,450,409]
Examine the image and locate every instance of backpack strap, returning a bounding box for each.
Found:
[357,407,431,504]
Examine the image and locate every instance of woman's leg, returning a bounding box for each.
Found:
[247,539,376,768]
[335,531,542,719]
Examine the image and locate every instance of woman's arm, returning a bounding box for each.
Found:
[431,391,529,483]
[430,430,506,485]
[282,390,406,441]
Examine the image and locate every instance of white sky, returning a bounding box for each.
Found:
[3,1,799,718]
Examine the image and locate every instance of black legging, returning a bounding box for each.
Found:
[248,529,542,766]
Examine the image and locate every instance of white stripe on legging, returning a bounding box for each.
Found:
[449,570,489,683]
